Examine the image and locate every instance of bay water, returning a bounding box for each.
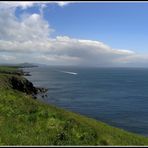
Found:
[24,66,148,136]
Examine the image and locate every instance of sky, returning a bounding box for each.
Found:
[0,1,148,67]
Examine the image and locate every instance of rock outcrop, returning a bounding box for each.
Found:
[8,74,48,100]
[9,76,38,95]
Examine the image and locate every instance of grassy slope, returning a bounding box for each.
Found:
[0,66,148,146]
[0,66,19,73]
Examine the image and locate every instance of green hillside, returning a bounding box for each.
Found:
[0,66,148,146]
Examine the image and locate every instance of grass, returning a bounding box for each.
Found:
[0,66,19,73]
[0,66,148,146]
[0,66,23,76]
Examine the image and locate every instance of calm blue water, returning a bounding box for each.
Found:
[24,66,148,136]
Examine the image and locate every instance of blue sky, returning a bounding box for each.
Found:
[0,2,148,67]
[15,2,148,53]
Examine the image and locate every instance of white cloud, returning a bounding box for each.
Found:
[0,1,72,10]
[0,10,53,42]
[55,1,71,7]
[113,49,135,55]
[0,54,16,61]
[35,54,80,65]
[114,54,148,64]
[0,2,36,10]
[0,2,148,67]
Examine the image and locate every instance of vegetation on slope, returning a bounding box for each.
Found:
[0,66,23,75]
[0,66,148,146]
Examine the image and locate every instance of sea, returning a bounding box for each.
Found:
[23,66,148,136]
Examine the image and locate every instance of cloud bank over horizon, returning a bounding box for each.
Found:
[0,2,148,67]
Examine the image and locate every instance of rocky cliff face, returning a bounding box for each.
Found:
[9,76,38,95]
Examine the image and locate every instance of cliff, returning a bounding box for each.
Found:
[9,76,38,95]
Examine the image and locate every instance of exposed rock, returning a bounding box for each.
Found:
[9,76,38,95]
[23,72,31,76]
[9,76,48,99]
[36,87,48,94]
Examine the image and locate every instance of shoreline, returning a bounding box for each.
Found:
[20,68,49,99]
[21,66,148,137]
[0,65,148,145]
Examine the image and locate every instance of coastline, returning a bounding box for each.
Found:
[20,68,48,99]
[0,65,148,145]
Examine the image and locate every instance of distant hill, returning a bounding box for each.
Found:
[0,63,38,68]
[18,63,38,68]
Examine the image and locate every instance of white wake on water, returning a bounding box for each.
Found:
[59,70,78,75]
